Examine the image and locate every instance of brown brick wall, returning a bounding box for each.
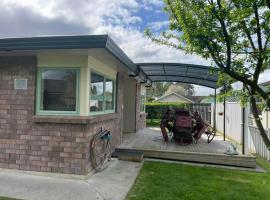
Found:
[0,56,123,175]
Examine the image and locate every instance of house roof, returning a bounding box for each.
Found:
[155,92,194,103]
[0,35,150,85]
[0,35,219,88]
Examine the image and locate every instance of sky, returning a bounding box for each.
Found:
[0,0,269,96]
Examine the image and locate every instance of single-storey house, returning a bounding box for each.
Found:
[154,92,194,103]
[0,35,149,175]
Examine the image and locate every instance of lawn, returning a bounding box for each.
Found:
[126,161,270,200]
[0,197,18,200]
[146,119,160,127]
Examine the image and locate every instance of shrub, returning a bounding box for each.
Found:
[146,102,189,120]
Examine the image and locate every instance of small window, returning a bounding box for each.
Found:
[105,78,115,111]
[90,73,104,112]
[90,72,116,114]
[140,92,146,112]
[37,68,79,114]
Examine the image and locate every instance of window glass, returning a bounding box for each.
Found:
[105,79,114,110]
[90,72,116,114]
[140,92,146,112]
[40,69,78,111]
[90,73,104,112]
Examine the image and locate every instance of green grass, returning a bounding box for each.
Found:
[126,161,270,200]
[146,119,160,127]
[256,156,270,172]
[0,197,19,200]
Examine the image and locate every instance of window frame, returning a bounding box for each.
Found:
[36,67,80,116]
[90,70,116,116]
[140,92,146,113]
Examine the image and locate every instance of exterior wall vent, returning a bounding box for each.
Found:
[14,79,28,90]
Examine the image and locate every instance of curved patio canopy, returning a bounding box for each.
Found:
[137,63,219,89]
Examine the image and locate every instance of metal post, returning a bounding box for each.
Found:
[223,84,226,141]
[242,86,246,155]
[214,89,217,130]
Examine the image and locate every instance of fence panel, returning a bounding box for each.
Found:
[213,102,242,144]
[212,102,270,160]
[249,126,270,161]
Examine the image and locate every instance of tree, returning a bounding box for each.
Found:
[146,82,171,101]
[146,0,270,149]
[177,83,194,96]
[165,83,195,96]
[165,84,187,96]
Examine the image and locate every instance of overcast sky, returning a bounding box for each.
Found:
[0,0,269,95]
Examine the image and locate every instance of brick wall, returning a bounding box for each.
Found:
[0,56,123,175]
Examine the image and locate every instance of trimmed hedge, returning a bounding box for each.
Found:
[146,102,189,120]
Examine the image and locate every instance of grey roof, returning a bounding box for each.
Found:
[0,35,219,88]
[137,63,219,88]
[0,35,150,84]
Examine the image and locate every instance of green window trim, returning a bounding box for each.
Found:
[35,67,80,116]
[90,70,116,116]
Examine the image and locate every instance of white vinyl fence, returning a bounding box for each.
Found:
[212,102,270,161]
[213,102,242,144]
[248,125,270,161]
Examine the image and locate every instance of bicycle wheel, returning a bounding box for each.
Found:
[207,128,216,143]
[90,133,111,171]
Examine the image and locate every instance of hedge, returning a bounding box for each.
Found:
[145,102,211,120]
[145,102,189,120]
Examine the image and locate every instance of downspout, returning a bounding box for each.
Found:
[223,84,226,141]
[241,86,246,154]
[214,89,217,131]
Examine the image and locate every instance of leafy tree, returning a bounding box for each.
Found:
[146,82,171,101]
[146,0,270,149]
[177,83,194,96]
[165,84,187,96]
[165,83,194,96]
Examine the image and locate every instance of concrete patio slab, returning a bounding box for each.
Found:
[0,159,142,200]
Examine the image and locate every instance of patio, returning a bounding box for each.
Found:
[117,128,256,168]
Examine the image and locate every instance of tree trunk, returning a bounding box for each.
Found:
[250,95,270,150]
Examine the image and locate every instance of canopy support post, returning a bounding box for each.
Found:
[214,89,217,130]
[223,84,226,141]
[242,85,246,154]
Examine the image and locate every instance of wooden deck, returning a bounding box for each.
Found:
[116,128,256,168]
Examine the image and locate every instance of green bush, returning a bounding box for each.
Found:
[146,102,189,120]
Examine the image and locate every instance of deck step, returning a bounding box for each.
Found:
[115,147,256,168]
[114,149,144,162]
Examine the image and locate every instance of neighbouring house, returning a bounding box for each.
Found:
[0,35,148,175]
[154,92,194,103]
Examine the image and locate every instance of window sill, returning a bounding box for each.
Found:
[140,112,148,116]
[33,113,119,124]
[33,115,90,124]
[88,113,118,124]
